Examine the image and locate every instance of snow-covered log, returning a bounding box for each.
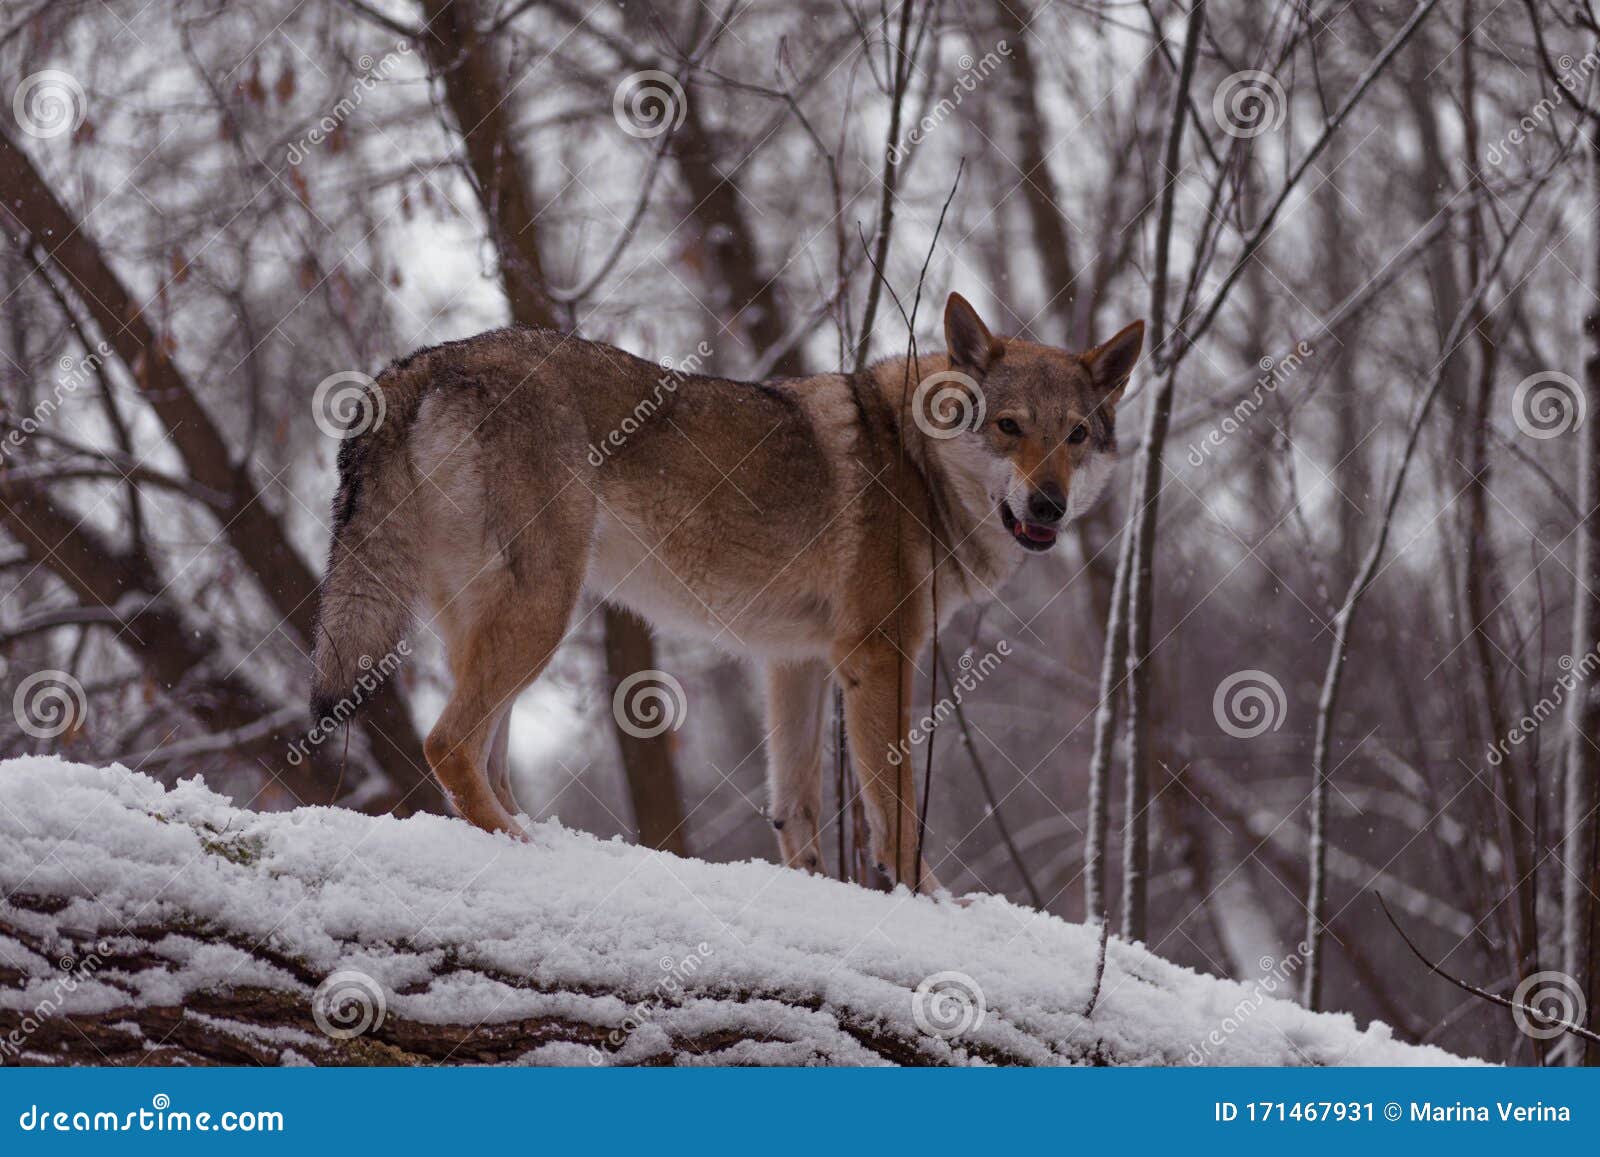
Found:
[0,758,1474,1067]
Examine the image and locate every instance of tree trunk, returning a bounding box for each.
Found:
[1084,549,1129,921]
[1118,0,1205,942]
[994,0,1076,343]
[1562,130,1600,1065]
[604,605,689,855]
[0,887,1019,1067]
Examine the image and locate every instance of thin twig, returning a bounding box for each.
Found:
[1378,893,1600,1047]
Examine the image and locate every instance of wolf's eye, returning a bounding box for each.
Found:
[1067,424,1089,445]
[996,417,1022,436]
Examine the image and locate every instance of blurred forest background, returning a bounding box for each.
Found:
[4,0,1600,1065]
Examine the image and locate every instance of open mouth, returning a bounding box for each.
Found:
[1000,503,1059,552]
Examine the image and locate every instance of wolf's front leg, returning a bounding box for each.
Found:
[834,640,943,895]
[763,660,829,873]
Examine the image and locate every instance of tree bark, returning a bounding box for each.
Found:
[1117,0,1205,942]
[603,605,689,855]
[0,886,1039,1067]
[669,96,804,377]
[418,0,554,329]
[1562,129,1600,1065]
[994,0,1076,343]
[1084,547,1129,922]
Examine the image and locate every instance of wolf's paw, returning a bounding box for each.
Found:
[774,811,825,875]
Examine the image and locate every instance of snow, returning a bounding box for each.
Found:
[0,756,1479,1066]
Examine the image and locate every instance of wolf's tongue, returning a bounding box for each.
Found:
[1020,522,1056,543]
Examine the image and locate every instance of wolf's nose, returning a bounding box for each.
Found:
[1027,483,1067,524]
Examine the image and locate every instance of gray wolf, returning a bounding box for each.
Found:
[311,293,1142,893]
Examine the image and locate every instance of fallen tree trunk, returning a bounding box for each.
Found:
[0,894,949,1067]
[0,758,1471,1067]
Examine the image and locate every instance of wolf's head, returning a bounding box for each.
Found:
[919,292,1144,554]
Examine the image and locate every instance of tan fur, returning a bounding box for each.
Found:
[311,295,1142,894]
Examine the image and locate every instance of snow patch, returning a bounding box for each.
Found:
[0,756,1478,1066]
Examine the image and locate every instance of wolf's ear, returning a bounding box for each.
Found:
[945,292,1003,375]
[1084,320,1144,403]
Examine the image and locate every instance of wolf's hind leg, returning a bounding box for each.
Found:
[486,709,517,816]
[426,569,583,839]
[763,659,829,873]
[417,403,593,838]
[427,599,574,837]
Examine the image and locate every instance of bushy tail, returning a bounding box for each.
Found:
[309,370,425,722]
